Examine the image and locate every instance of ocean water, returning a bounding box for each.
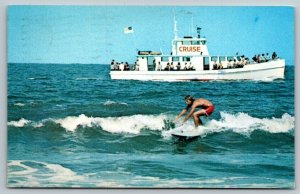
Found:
[7,63,294,188]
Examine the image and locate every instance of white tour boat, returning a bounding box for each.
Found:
[110,19,285,81]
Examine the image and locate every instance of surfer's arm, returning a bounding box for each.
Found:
[181,107,195,125]
[174,109,187,122]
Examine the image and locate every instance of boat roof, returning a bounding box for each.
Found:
[173,37,207,41]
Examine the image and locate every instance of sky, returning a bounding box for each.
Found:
[8,6,294,65]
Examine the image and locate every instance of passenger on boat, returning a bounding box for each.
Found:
[114,62,120,71]
[245,58,249,65]
[272,52,277,60]
[252,55,258,63]
[188,62,193,70]
[165,62,170,71]
[153,59,156,70]
[260,54,266,63]
[265,53,270,61]
[227,60,232,68]
[124,62,129,71]
[241,58,246,67]
[233,59,237,68]
[170,62,174,71]
[111,60,115,70]
[157,61,162,71]
[213,61,218,70]
[119,62,125,71]
[217,61,223,69]
[176,62,181,70]
[174,95,214,127]
[257,54,261,63]
[135,61,139,71]
[184,63,188,70]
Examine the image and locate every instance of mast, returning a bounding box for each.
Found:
[173,12,178,39]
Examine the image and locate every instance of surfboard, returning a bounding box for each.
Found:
[171,125,202,139]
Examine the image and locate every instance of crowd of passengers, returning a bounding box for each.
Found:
[110,59,195,71]
[158,61,195,71]
[110,60,130,71]
[213,55,249,70]
[111,52,279,71]
[213,52,279,70]
[252,52,278,63]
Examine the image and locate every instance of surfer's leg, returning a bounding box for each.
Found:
[193,110,206,127]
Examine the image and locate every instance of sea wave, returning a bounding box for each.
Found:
[163,112,294,138]
[7,160,85,187]
[103,100,128,106]
[14,103,25,107]
[27,77,49,80]
[54,114,168,133]
[7,118,31,127]
[209,112,294,135]
[7,112,294,136]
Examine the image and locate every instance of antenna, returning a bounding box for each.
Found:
[173,10,178,39]
[197,27,201,38]
[191,16,194,37]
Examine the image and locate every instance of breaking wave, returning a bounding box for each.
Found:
[8,118,31,127]
[27,77,49,80]
[14,103,25,107]
[8,160,86,187]
[54,114,167,133]
[103,100,128,106]
[7,112,294,136]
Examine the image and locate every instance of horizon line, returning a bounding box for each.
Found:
[8,62,110,65]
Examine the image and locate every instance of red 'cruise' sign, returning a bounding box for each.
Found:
[179,46,201,52]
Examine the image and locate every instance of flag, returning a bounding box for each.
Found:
[124,26,134,34]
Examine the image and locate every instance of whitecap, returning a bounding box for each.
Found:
[103,100,128,106]
[207,112,294,136]
[7,160,84,187]
[8,118,31,127]
[54,114,168,133]
[14,103,25,107]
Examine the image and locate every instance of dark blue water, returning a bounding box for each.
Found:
[7,64,294,188]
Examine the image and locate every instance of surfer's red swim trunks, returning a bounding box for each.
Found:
[205,105,214,116]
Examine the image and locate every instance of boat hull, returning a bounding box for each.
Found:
[110,59,285,81]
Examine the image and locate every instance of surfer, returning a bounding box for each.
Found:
[174,95,214,127]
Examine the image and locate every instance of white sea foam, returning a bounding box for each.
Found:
[163,112,294,139]
[7,160,84,187]
[7,118,31,127]
[32,122,44,128]
[27,77,48,80]
[253,77,279,82]
[54,114,168,133]
[14,103,25,107]
[208,112,294,135]
[103,100,128,106]
[9,112,294,137]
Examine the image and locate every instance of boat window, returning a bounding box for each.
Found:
[172,57,179,62]
[227,56,234,61]
[211,56,218,62]
[203,57,210,70]
[201,40,206,45]
[182,41,191,45]
[219,56,226,61]
[161,56,169,62]
[191,41,200,45]
[182,57,191,62]
[237,56,241,61]
[204,57,210,65]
